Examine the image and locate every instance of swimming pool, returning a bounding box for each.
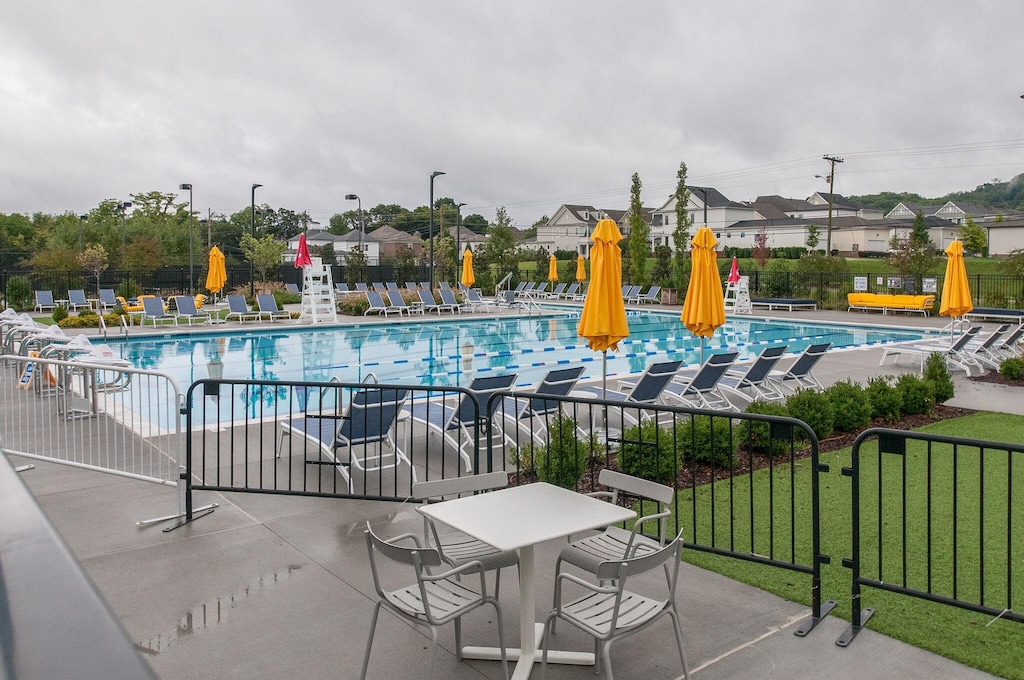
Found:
[108,310,931,393]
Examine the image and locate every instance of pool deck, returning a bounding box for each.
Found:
[6,300,1022,679]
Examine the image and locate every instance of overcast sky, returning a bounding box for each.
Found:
[2,1,1022,227]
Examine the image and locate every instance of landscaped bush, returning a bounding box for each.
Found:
[4,276,32,311]
[619,420,677,483]
[533,414,588,489]
[675,415,736,467]
[51,305,69,322]
[824,379,872,432]
[923,352,955,403]
[739,400,791,455]
[337,295,369,316]
[866,375,903,422]
[999,357,1023,381]
[785,388,835,440]
[896,373,935,415]
[116,280,141,300]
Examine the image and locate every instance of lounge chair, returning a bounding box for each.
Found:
[364,291,402,317]
[991,324,1024,360]
[277,384,412,493]
[464,288,496,312]
[620,352,739,412]
[194,294,207,309]
[561,282,580,299]
[963,324,1012,371]
[371,282,388,293]
[256,293,291,322]
[66,289,90,311]
[510,281,527,297]
[407,373,518,472]
[172,295,210,325]
[98,288,118,310]
[419,281,430,290]
[768,342,833,392]
[141,296,177,327]
[438,288,468,314]
[335,282,350,293]
[501,365,586,445]
[355,282,368,292]
[880,329,981,376]
[115,296,145,323]
[34,291,56,313]
[416,289,443,314]
[624,285,643,302]
[517,282,536,298]
[285,283,301,295]
[573,360,683,427]
[438,281,452,292]
[385,291,415,316]
[634,286,662,305]
[525,282,548,299]
[717,345,789,403]
[404,282,419,292]
[546,283,567,299]
[225,294,260,323]
[572,282,589,301]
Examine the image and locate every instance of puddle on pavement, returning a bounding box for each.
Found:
[135,563,304,655]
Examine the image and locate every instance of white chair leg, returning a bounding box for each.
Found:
[358,602,382,680]
[492,600,510,680]
[668,609,691,680]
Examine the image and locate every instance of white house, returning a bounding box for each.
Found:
[284,229,381,266]
[651,187,760,252]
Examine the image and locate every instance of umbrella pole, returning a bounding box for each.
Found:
[700,337,706,364]
[602,350,607,401]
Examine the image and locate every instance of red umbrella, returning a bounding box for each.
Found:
[727,256,740,284]
[294,233,312,268]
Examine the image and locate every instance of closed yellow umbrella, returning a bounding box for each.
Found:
[578,218,629,398]
[681,226,726,363]
[575,254,587,282]
[205,246,227,296]
[461,248,475,288]
[548,254,559,283]
[939,240,972,318]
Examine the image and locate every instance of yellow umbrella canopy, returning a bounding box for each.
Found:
[460,248,476,288]
[205,246,227,295]
[578,219,629,352]
[939,240,973,318]
[681,227,725,359]
[547,254,559,282]
[575,254,587,282]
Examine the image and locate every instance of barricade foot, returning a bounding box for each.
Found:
[794,598,836,637]
[835,607,874,647]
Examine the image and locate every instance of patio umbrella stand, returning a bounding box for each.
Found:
[682,227,726,364]
[577,219,629,401]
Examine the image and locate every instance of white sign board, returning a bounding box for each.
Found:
[922,277,937,293]
[853,276,868,292]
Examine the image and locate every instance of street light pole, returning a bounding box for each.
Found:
[429,171,445,288]
[249,183,262,299]
[78,214,87,253]
[344,193,364,255]
[180,183,193,293]
[456,202,467,263]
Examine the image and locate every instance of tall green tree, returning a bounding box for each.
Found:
[626,172,649,284]
[672,162,693,289]
[805,224,821,251]
[239,233,287,285]
[480,206,520,280]
[910,210,931,247]
[959,215,987,254]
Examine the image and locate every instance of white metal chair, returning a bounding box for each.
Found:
[172,295,210,325]
[541,531,690,680]
[360,522,510,680]
[256,293,290,322]
[412,471,519,598]
[66,289,90,311]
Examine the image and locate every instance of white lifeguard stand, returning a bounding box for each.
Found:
[724,275,751,314]
[298,257,338,324]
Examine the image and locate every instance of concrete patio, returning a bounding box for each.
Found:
[5,303,1021,678]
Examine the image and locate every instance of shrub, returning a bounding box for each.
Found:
[999,357,1023,381]
[896,373,935,415]
[4,276,33,311]
[116,280,141,300]
[337,295,369,316]
[923,352,955,403]
[785,388,835,440]
[51,305,69,322]
[675,415,736,468]
[739,400,791,456]
[866,375,902,422]
[824,380,871,432]
[619,420,677,483]
[57,315,96,329]
[533,414,588,489]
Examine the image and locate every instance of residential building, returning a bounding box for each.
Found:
[652,187,761,252]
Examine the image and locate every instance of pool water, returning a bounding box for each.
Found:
[110,310,930,392]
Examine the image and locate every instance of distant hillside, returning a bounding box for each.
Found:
[850,173,1024,213]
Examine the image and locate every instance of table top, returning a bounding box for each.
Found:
[418,482,635,553]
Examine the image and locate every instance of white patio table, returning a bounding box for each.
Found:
[418,481,635,679]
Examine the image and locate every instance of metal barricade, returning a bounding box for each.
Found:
[838,428,1024,646]
[0,353,210,529]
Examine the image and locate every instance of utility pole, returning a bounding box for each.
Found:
[822,155,843,255]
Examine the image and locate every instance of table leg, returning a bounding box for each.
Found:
[459,543,595,679]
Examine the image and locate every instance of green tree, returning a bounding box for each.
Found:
[805,224,821,251]
[672,162,693,289]
[651,245,672,284]
[125,236,165,273]
[480,207,520,279]
[395,244,417,283]
[240,233,287,285]
[626,172,649,285]
[328,213,353,235]
[910,210,931,247]
[888,233,939,278]
[752,224,771,267]
[999,249,1024,276]
[314,243,337,265]
[461,213,489,233]
[959,215,987,254]
[344,248,368,287]
[78,244,109,294]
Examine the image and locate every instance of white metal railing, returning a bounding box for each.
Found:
[0,353,215,529]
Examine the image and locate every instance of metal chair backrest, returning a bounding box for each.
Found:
[418,290,439,307]
[405,282,418,291]
[337,387,409,447]
[355,282,368,291]
[174,295,201,315]
[36,291,54,306]
[738,345,787,384]
[451,374,518,430]
[366,291,387,310]
[948,327,980,351]
[597,468,673,544]
[439,281,452,291]
[386,282,399,291]
[522,366,586,418]
[227,295,250,314]
[336,283,349,293]
[285,283,300,295]
[386,291,407,310]
[512,282,527,294]
[68,289,88,306]
[975,324,1010,351]
[594,532,682,586]
[438,289,460,307]
[785,342,832,378]
[412,470,509,501]
[627,360,683,404]
[256,294,282,313]
[643,286,661,300]
[99,289,117,305]
[684,352,738,393]
[550,283,566,296]
[419,281,430,290]
[142,296,166,317]
[564,283,580,297]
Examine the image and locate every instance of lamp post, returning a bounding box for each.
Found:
[429,171,445,288]
[456,202,467,263]
[249,183,262,299]
[78,214,87,253]
[116,201,133,258]
[344,193,364,255]
[180,183,193,293]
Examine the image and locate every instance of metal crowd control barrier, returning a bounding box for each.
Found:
[0,353,213,530]
[182,378,491,518]
[838,428,1024,646]
[489,389,835,636]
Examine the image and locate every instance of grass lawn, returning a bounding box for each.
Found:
[675,412,1024,679]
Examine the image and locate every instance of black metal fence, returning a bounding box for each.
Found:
[182,377,833,636]
[838,428,1024,646]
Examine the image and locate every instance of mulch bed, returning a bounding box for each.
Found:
[969,372,1024,388]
